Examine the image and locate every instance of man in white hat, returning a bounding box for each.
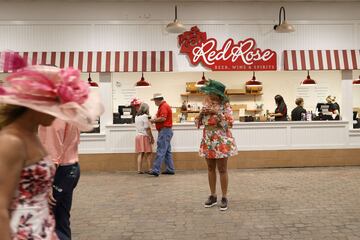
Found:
[148,93,175,176]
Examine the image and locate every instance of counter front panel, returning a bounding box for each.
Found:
[80,121,351,154]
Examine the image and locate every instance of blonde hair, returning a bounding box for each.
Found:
[326,95,336,103]
[137,102,150,116]
[0,104,27,128]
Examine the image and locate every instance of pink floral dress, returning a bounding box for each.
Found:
[10,157,58,240]
[198,100,238,159]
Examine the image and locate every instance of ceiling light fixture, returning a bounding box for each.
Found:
[88,73,99,87]
[246,72,262,86]
[301,70,317,85]
[353,75,360,85]
[245,72,263,93]
[135,72,151,88]
[195,72,207,87]
[273,6,295,33]
[165,5,186,34]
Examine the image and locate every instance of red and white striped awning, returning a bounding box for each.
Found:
[284,50,360,71]
[0,51,174,73]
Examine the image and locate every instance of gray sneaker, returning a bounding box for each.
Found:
[204,195,217,208]
[220,197,228,211]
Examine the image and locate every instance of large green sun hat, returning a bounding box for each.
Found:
[199,79,228,102]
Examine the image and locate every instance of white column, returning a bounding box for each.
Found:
[341,70,353,128]
[99,73,113,133]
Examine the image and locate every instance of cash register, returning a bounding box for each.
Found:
[315,103,333,120]
[354,111,360,129]
[113,105,136,124]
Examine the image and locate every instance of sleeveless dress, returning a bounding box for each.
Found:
[10,157,58,240]
[199,101,238,159]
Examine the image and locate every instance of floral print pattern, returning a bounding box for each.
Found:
[199,100,238,159]
[10,157,58,240]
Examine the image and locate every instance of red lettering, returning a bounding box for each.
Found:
[179,26,277,71]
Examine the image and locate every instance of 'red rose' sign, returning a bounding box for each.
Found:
[178,26,277,71]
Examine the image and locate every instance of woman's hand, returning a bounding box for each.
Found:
[201,107,217,115]
[195,115,201,129]
[149,136,155,144]
[48,187,57,206]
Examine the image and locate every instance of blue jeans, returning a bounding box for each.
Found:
[152,128,175,174]
[52,163,80,240]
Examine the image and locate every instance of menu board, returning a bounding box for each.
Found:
[296,85,329,111]
[112,78,136,112]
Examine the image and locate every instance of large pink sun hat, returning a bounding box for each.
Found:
[0,52,104,131]
[130,97,143,107]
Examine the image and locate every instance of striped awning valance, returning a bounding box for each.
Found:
[0,51,174,73]
[284,50,360,71]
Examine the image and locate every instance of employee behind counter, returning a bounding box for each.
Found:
[291,97,307,121]
[270,95,340,122]
[269,95,288,121]
[326,95,340,119]
[314,95,340,121]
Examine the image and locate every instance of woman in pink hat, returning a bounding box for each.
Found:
[0,53,103,240]
[134,102,154,174]
[130,97,143,112]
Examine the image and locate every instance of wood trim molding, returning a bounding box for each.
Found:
[79,149,360,172]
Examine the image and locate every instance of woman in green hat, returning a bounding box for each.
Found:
[195,79,238,211]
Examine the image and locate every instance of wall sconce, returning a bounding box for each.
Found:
[165,5,186,33]
[273,6,295,33]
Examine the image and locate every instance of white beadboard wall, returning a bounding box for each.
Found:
[0,22,358,72]
[0,2,359,72]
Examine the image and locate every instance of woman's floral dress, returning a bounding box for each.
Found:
[198,100,238,159]
[10,157,58,240]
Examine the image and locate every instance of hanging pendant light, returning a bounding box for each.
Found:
[195,72,208,87]
[88,72,99,87]
[166,5,186,34]
[245,72,263,93]
[273,6,295,33]
[353,75,360,85]
[301,70,316,85]
[135,72,151,88]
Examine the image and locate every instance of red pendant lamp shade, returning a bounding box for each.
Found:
[245,72,263,93]
[353,75,360,85]
[301,70,316,85]
[195,72,207,87]
[135,72,151,88]
[88,73,99,87]
[246,72,262,86]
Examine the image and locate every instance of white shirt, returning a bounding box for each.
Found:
[135,114,150,136]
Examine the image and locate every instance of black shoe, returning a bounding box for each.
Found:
[220,197,228,211]
[161,171,175,175]
[204,195,217,208]
[147,171,159,177]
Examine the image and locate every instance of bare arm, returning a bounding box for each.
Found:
[145,127,154,144]
[0,134,26,240]
[270,112,284,117]
[150,117,166,123]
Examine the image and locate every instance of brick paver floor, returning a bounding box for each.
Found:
[72,167,360,240]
